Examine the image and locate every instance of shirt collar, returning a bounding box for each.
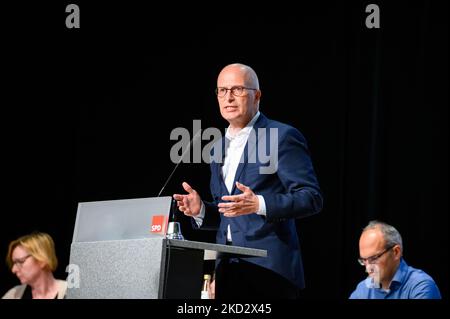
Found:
[225,111,260,140]
[390,258,408,288]
[362,258,408,293]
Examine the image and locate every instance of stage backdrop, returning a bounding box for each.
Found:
[1,1,447,299]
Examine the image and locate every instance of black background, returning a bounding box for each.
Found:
[1,0,447,302]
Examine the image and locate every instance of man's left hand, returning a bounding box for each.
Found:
[218,182,259,217]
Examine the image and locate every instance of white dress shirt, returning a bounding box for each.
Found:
[194,112,267,241]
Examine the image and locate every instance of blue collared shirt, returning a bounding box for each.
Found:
[350,259,441,299]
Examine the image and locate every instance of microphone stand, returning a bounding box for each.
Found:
[161,129,202,240]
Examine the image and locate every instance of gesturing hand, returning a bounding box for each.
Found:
[218,182,259,217]
[173,182,202,217]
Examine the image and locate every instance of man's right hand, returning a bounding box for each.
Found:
[173,182,202,217]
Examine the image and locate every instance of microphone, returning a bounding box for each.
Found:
[157,129,202,197]
[157,129,202,223]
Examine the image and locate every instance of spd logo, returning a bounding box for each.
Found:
[151,215,168,234]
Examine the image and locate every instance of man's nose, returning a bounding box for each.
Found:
[365,263,377,274]
[225,90,235,101]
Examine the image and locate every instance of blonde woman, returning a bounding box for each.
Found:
[2,232,67,299]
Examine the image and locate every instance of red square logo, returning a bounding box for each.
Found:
[151,215,167,234]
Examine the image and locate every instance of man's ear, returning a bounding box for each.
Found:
[393,245,402,260]
[255,90,261,102]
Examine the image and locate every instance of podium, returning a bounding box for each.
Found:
[66,196,267,299]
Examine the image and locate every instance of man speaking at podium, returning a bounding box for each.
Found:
[173,63,323,299]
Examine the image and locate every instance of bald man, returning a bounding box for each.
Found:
[350,221,441,299]
[174,63,322,299]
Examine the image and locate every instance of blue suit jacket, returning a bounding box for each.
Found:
[198,113,323,289]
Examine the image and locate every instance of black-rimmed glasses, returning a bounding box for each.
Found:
[357,246,394,266]
[12,255,31,268]
[215,86,257,97]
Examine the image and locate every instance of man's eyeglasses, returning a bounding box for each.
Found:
[215,86,257,97]
[357,246,394,266]
[12,255,31,268]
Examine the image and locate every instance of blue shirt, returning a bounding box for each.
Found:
[350,259,441,299]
